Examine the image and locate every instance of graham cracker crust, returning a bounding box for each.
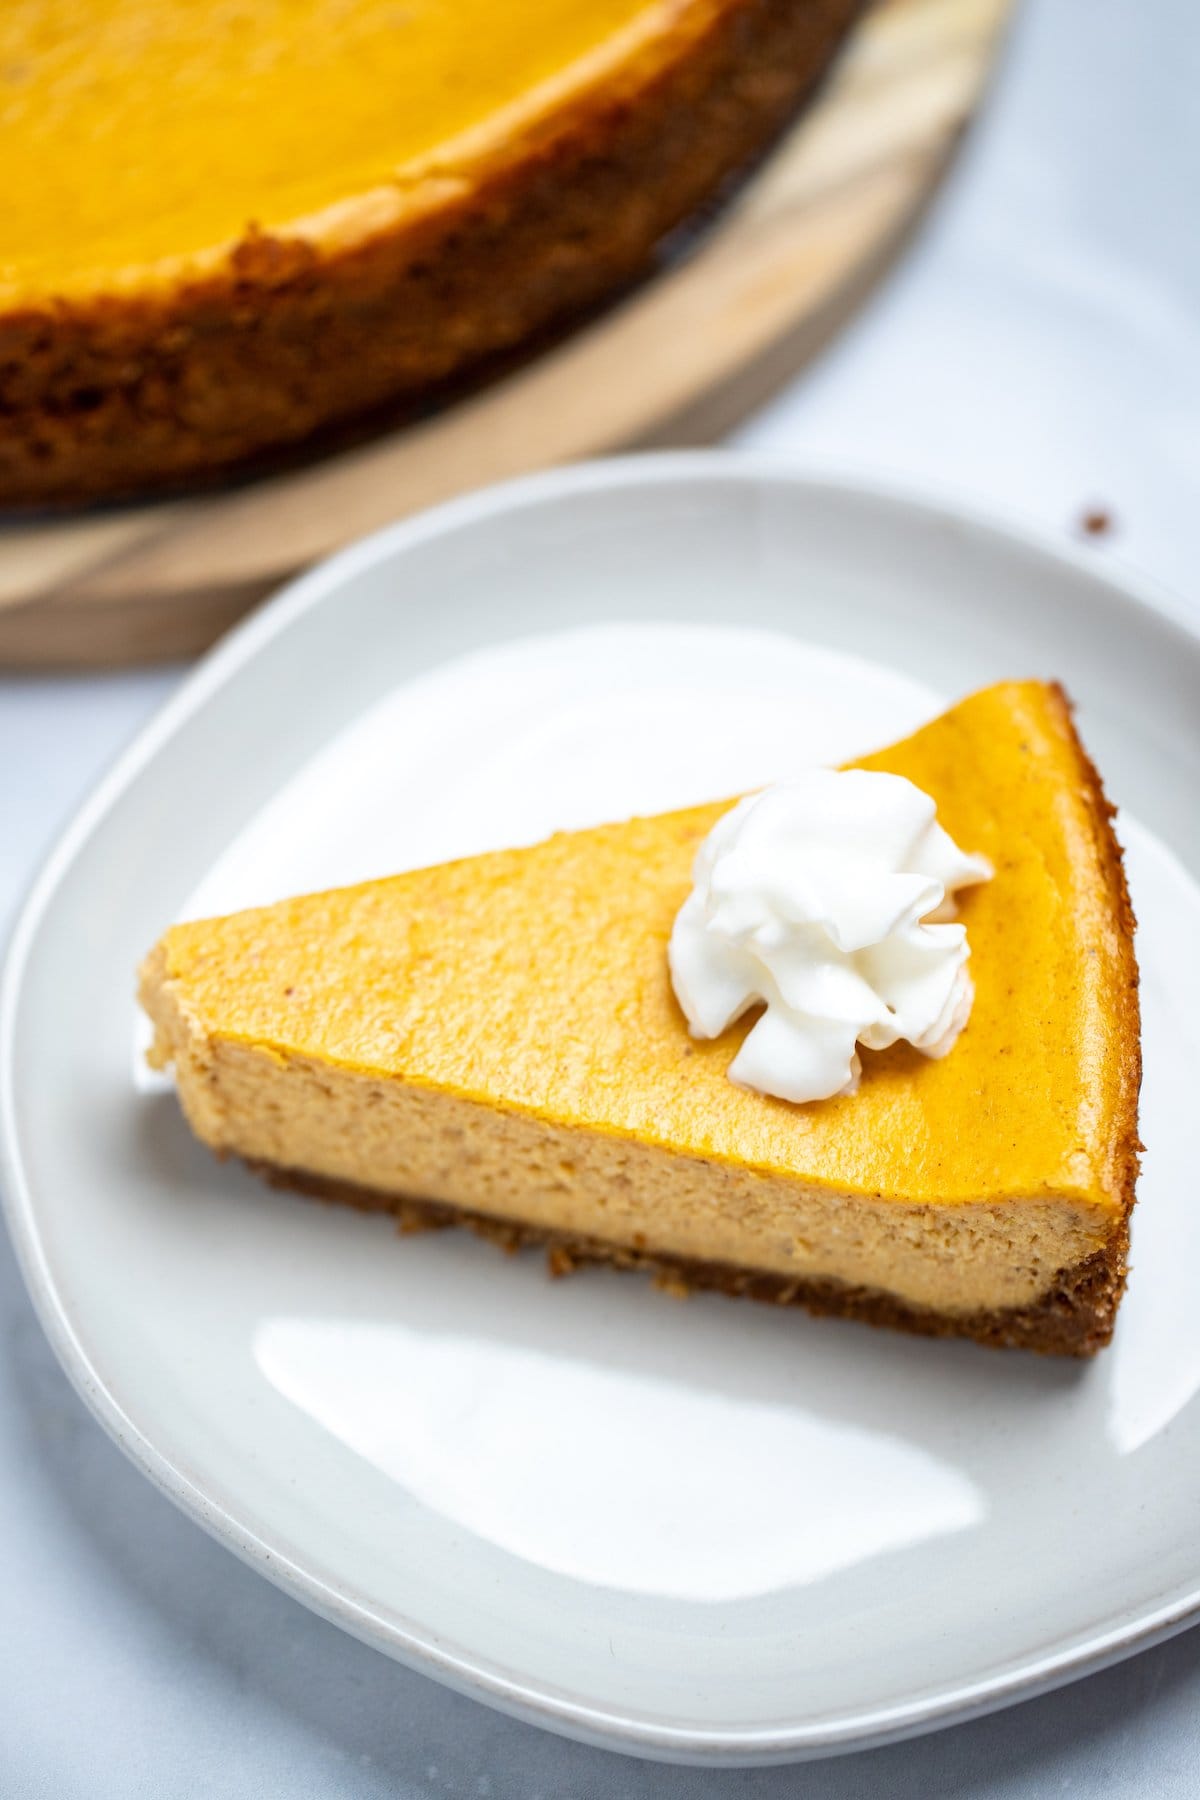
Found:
[246,1159,1131,1357]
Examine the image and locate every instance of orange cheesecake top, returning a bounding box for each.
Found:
[1,0,693,300]
[152,681,1140,1211]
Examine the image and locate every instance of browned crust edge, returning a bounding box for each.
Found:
[0,0,861,506]
[1044,680,1143,1264]
[245,1158,1131,1356]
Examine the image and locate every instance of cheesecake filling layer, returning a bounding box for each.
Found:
[2,0,666,295]
[145,984,1113,1320]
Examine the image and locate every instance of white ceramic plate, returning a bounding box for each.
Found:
[4,457,1200,1766]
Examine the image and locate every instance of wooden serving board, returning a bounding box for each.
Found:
[0,0,1013,667]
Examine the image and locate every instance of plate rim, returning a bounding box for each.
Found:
[4,451,1200,1766]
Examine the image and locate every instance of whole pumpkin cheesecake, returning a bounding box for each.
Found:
[139,681,1141,1355]
[0,0,860,505]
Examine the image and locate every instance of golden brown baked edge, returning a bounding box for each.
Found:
[1043,680,1142,1281]
[0,0,862,506]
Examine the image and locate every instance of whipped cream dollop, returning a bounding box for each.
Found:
[668,770,992,1105]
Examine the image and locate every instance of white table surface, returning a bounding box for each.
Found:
[3,2,1199,1793]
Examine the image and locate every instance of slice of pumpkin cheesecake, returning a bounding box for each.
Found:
[139,680,1140,1355]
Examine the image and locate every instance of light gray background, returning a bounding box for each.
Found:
[3,1,1198,1792]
